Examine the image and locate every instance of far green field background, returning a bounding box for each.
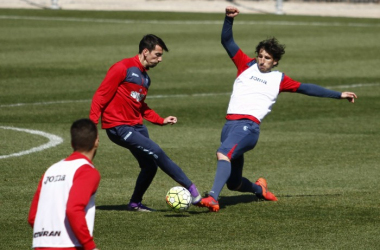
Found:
[1,9,379,249]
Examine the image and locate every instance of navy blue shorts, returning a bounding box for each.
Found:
[218,119,260,160]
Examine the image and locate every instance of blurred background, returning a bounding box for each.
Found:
[1,0,379,18]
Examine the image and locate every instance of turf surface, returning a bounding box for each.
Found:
[1,8,379,249]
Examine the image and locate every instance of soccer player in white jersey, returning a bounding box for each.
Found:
[198,6,357,212]
[28,119,101,250]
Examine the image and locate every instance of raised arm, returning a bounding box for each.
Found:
[221,6,240,58]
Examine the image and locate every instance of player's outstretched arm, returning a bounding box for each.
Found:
[341,92,357,103]
[226,6,239,18]
[296,83,357,103]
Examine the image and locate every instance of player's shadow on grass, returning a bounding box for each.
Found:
[218,193,342,209]
[218,194,259,209]
[166,214,190,217]
[96,193,342,212]
[96,204,209,215]
[280,193,342,198]
[96,204,129,211]
[217,193,343,210]
[96,204,167,212]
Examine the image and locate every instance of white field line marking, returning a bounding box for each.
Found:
[0,82,375,158]
[0,92,230,108]
[0,83,378,108]
[0,15,379,28]
[326,83,380,89]
[0,126,63,159]
[1,99,90,108]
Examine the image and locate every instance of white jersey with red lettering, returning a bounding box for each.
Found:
[32,158,95,248]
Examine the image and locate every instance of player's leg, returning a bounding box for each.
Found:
[199,120,276,211]
[206,120,237,201]
[127,148,158,211]
[226,132,261,194]
[213,120,259,197]
[106,125,201,204]
[226,123,277,201]
[132,125,202,203]
[106,126,157,211]
[199,120,255,211]
[227,156,261,195]
[208,155,231,201]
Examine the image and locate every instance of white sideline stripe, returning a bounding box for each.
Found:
[0,126,63,159]
[1,99,90,107]
[327,83,380,89]
[0,15,379,27]
[0,83,378,108]
[0,92,230,108]
[148,92,230,99]
[0,82,376,158]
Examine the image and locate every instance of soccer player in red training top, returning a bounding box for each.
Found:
[28,118,101,250]
[89,34,201,211]
[198,6,358,212]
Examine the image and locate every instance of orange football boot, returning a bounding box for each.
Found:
[198,196,220,212]
[255,178,278,201]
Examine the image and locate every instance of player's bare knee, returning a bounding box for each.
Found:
[216,152,230,162]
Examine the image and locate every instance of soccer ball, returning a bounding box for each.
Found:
[165,186,192,212]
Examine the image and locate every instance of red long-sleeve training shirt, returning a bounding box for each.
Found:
[90,55,164,128]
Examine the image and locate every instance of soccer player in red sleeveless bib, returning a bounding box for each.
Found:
[28,119,101,250]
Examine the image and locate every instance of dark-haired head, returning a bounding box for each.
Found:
[139,34,169,53]
[71,118,98,152]
[255,37,285,67]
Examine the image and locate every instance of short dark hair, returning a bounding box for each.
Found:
[138,34,169,53]
[255,37,285,67]
[70,118,98,152]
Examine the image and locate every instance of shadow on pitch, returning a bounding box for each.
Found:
[96,204,129,211]
[218,194,259,209]
[96,204,168,212]
[217,193,343,209]
[96,204,209,215]
[97,193,342,213]
[280,193,342,198]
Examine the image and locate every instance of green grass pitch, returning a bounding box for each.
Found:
[1,8,380,249]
